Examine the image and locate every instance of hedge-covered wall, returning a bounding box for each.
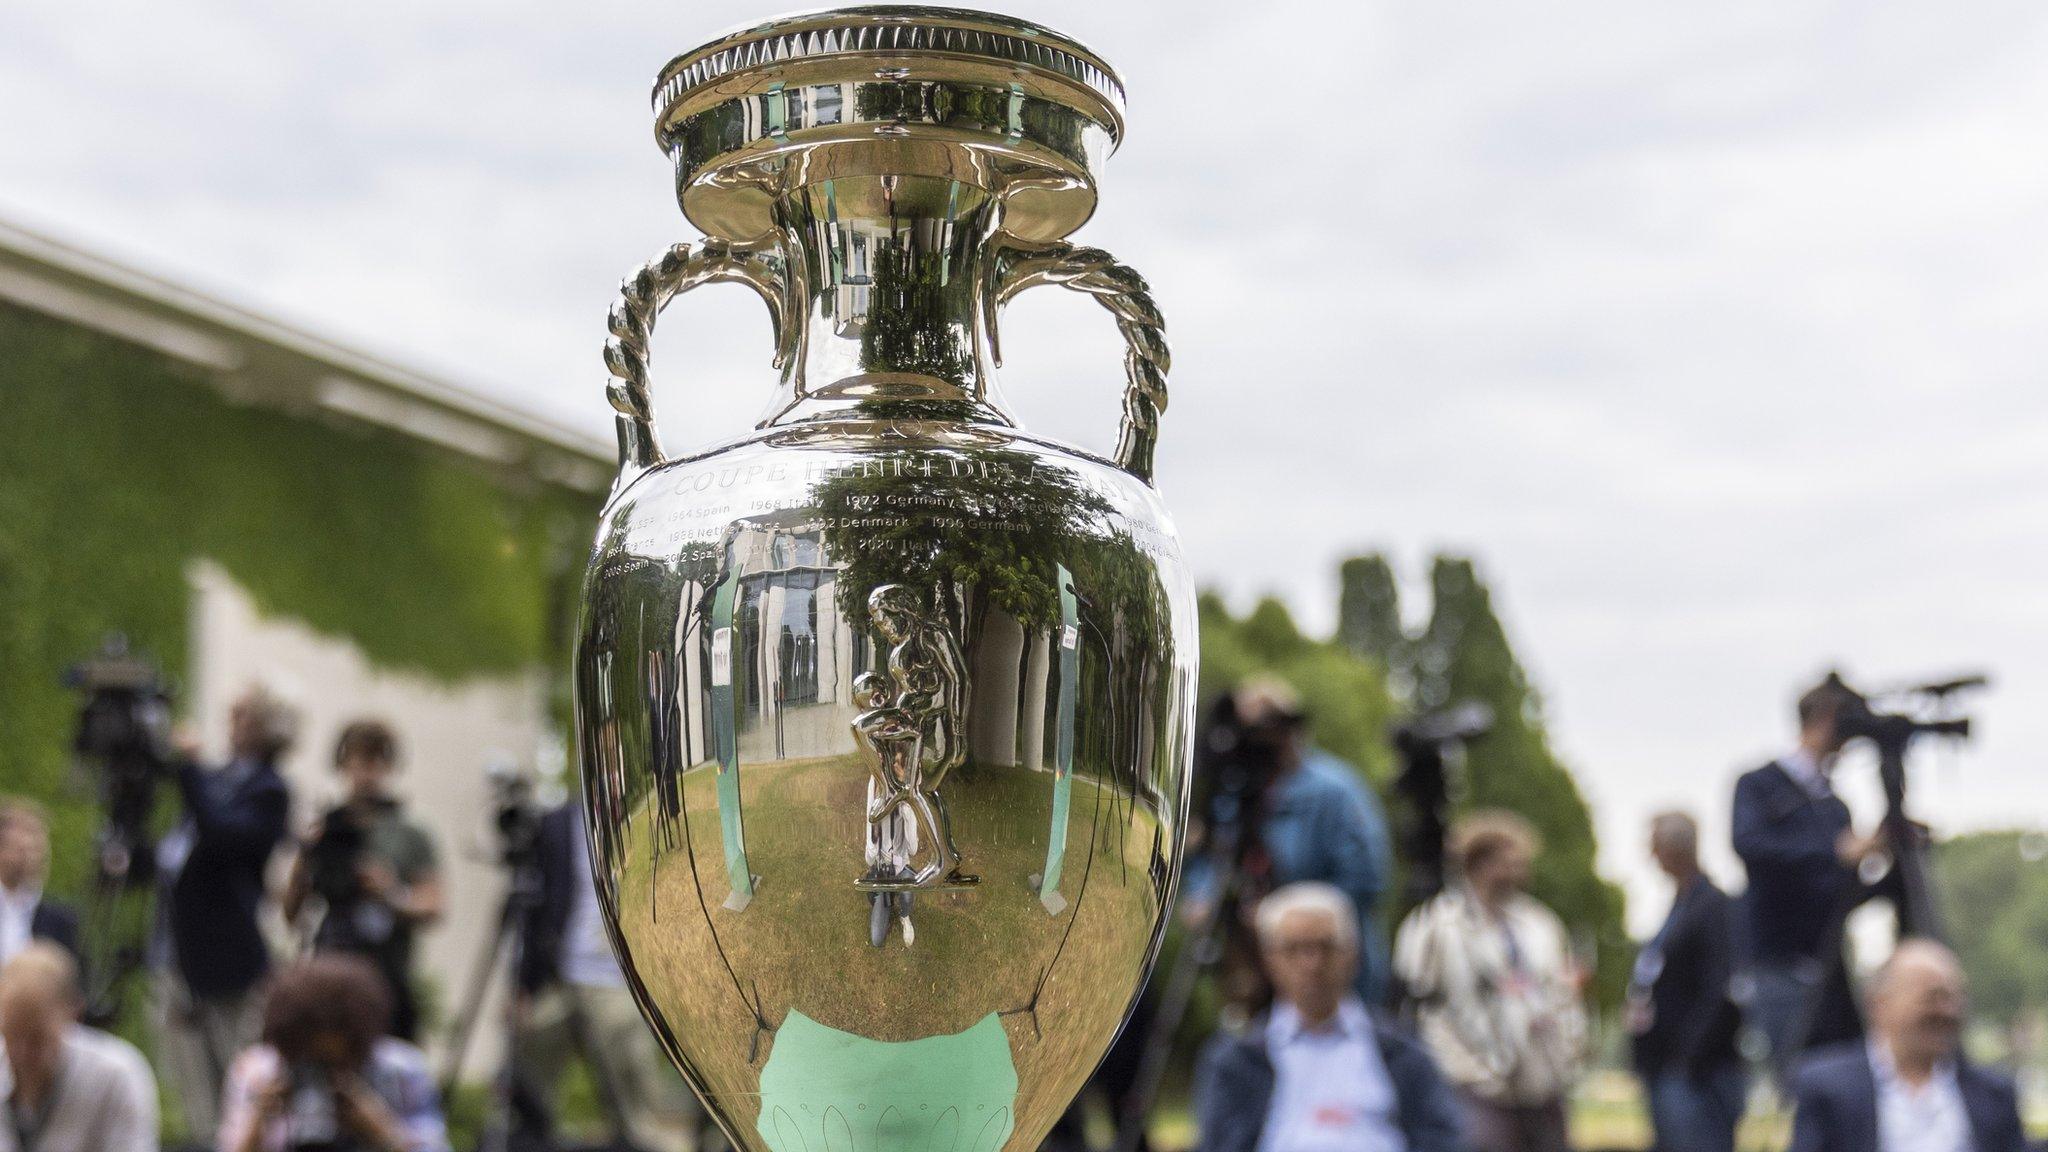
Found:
[0,300,597,895]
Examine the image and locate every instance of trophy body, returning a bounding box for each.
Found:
[574,10,1194,1150]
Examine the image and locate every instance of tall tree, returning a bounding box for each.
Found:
[1337,555,1405,675]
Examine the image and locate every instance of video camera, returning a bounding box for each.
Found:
[64,635,176,881]
[1819,671,1978,749]
[1390,701,1494,909]
[485,757,542,871]
[1191,688,1303,866]
[304,804,375,909]
[1813,668,1986,945]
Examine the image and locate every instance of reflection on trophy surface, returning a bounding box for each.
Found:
[573,7,1195,1152]
[857,584,976,895]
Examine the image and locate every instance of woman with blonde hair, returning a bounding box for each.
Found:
[1394,810,1586,1152]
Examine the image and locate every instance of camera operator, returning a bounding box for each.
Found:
[1732,676,1882,1073]
[154,683,297,1142]
[0,801,79,968]
[512,797,699,1152]
[0,943,157,1152]
[283,722,443,1042]
[1183,678,1395,1007]
[218,954,449,1152]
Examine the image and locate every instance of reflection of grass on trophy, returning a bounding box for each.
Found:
[610,751,1164,1144]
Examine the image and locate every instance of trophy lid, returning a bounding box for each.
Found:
[652,6,1128,243]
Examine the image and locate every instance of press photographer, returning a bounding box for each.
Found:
[217,954,449,1152]
[153,683,297,1143]
[1732,670,1979,1077]
[1181,678,1394,1007]
[283,721,443,1042]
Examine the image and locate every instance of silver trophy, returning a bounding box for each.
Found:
[573,8,1195,1150]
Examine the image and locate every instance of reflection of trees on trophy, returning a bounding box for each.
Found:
[854,584,977,916]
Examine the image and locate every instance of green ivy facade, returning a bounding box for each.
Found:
[0,301,597,895]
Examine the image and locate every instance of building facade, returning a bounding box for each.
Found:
[0,217,605,1076]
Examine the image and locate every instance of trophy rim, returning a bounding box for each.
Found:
[653,6,1127,140]
[648,6,1129,243]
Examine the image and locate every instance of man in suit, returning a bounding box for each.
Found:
[1630,812,1744,1152]
[1790,940,2025,1152]
[0,801,80,967]
[1196,881,1464,1152]
[152,685,296,1143]
[1732,675,1883,1073]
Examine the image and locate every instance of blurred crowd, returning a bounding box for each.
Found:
[0,674,2033,1152]
[0,684,697,1152]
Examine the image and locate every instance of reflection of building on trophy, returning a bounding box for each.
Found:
[853,584,978,907]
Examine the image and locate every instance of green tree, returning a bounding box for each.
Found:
[1937,830,2048,1029]
[1337,554,1405,675]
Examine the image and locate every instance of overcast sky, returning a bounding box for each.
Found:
[6,0,2044,932]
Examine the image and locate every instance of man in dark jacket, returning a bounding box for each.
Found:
[1630,812,1744,1152]
[1732,675,1882,1073]
[1196,882,1463,1152]
[1790,940,2025,1152]
[153,685,295,1143]
[0,801,81,967]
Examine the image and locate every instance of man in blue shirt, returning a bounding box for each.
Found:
[1195,882,1462,1152]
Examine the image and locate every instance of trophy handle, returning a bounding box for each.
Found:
[603,239,788,497]
[991,240,1171,484]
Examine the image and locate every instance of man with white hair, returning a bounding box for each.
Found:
[0,943,157,1152]
[1789,939,2025,1152]
[1628,811,1743,1152]
[1196,882,1463,1152]
[153,683,296,1141]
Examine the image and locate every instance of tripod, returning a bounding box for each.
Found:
[438,853,557,1152]
[1782,723,1955,1062]
[1109,775,1264,1152]
[79,820,155,1029]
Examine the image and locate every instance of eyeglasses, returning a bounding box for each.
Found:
[1271,938,1343,959]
